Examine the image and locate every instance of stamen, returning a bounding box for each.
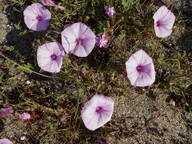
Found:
[51,54,57,60]
[136,65,144,72]
[36,15,43,21]
[96,106,103,113]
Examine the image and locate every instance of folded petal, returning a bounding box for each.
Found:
[154,24,172,38]
[125,49,155,87]
[42,0,55,6]
[153,6,175,38]
[23,3,51,31]
[134,72,155,87]
[37,42,65,73]
[61,22,96,57]
[153,6,170,21]
[81,94,115,131]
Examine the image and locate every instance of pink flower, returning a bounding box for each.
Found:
[105,6,116,17]
[81,94,115,131]
[37,42,65,73]
[61,22,96,57]
[42,0,64,10]
[23,3,51,31]
[125,49,155,87]
[0,139,13,144]
[96,34,108,48]
[153,6,176,38]
[19,112,31,120]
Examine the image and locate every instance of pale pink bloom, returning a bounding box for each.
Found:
[96,34,108,48]
[19,112,31,120]
[105,6,116,17]
[37,42,65,73]
[61,22,96,57]
[0,139,13,144]
[153,6,176,38]
[23,3,51,31]
[81,94,115,131]
[42,0,64,10]
[125,49,155,87]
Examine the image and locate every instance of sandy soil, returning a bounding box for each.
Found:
[0,0,192,144]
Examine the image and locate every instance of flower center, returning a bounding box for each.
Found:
[76,38,83,46]
[96,106,103,114]
[156,20,162,27]
[100,39,105,44]
[108,8,112,11]
[136,65,144,72]
[51,54,58,60]
[36,15,43,22]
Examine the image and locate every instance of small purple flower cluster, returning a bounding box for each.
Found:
[0,107,11,116]
[105,6,116,17]
[19,112,31,120]
[0,107,31,120]
[96,34,108,48]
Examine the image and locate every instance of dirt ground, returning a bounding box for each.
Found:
[108,93,192,144]
[0,0,192,144]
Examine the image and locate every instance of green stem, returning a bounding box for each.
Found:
[0,51,84,90]
[0,52,53,79]
[75,84,80,118]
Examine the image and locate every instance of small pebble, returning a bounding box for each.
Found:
[26,80,30,85]
[20,136,26,141]
[172,101,176,106]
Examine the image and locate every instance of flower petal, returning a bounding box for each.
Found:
[61,22,96,57]
[23,3,51,31]
[125,49,155,87]
[153,6,169,21]
[153,6,175,38]
[0,139,13,144]
[81,94,115,131]
[37,42,65,73]
[154,24,172,38]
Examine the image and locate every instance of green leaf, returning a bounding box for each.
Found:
[17,63,33,74]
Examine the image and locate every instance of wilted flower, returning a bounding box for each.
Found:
[96,34,108,48]
[42,0,64,10]
[19,112,31,120]
[81,94,115,131]
[105,6,116,17]
[23,3,51,31]
[0,107,11,116]
[0,139,13,144]
[61,22,96,57]
[125,49,155,87]
[60,115,66,123]
[37,42,65,73]
[97,138,108,144]
[153,6,176,38]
